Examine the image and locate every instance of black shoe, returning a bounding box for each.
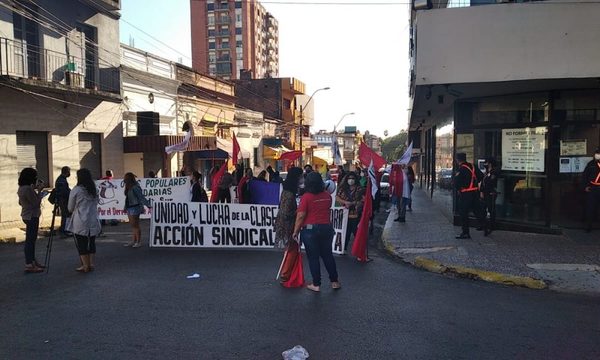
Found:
[476,227,484,231]
[455,233,471,239]
[394,217,406,222]
[484,228,492,236]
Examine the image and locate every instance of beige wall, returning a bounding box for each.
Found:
[415,3,600,85]
[0,87,123,224]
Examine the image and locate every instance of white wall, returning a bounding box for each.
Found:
[415,3,600,85]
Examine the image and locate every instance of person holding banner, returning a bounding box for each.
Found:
[274,167,303,282]
[336,173,365,252]
[191,171,208,203]
[293,172,341,292]
[123,173,152,248]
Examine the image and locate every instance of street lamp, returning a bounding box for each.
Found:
[332,112,355,166]
[299,86,330,166]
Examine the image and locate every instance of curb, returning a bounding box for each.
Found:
[381,227,548,290]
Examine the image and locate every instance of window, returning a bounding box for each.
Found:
[208,40,216,50]
[254,147,259,166]
[207,3,215,11]
[235,27,242,35]
[236,13,242,23]
[208,28,216,37]
[235,1,242,9]
[236,40,242,47]
[208,14,215,25]
[16,131,49,185]
[79,133,102,180]
[209,52,216,63]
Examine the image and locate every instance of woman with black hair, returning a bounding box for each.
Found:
[293,172,341,292]
[123,172,152,248]
[274,167,303,282]
[336,172,365,251]
[17,167,46,273]
[68,168,102,273]
[191,171,208,202]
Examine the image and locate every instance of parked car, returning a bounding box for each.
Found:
[437,168,453,190]
[379,173,390,200]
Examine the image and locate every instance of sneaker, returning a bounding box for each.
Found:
[455,233,471,239]
[123,241,135,247]
[306,284,320,292]
[132,242,142,248]
[331,282,342,290]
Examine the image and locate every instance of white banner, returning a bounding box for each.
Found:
[501,127,547,172]
[150,202,349,254]
[96,177,191,220]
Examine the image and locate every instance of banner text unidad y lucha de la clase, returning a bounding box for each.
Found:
[150,202,349,255]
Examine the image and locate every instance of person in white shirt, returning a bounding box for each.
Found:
[68,168,101,273]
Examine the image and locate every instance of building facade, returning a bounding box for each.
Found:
[190,0,279,80]
[409,1,600,231]
[0,0,122,225]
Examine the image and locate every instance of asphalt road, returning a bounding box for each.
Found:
[1,220,600,359]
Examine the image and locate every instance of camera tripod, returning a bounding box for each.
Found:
[43,202,59,274]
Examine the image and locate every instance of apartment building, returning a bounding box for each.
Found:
[0,0,122,225]
[190,0,279,80]
[408,0,600,231]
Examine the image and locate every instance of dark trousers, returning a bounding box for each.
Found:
[457,191,486,235]
[59,200,70,234]
[74,234,97,255]
[585,189,600,230]
[396,197,409,220]
[301,224,338,286]
[483,193,497,230]
[345,218,359,251]
[23,217,39,265]
[217,188,231,203]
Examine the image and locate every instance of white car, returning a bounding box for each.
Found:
[379,173,390,200]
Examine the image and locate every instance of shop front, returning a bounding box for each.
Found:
[422,89,600,232]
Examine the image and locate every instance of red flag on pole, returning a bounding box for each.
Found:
[351,179,373,262]
[210,164,227,203]
[278,150,303,162]
[358,142,386,170]
[232,133,241,165]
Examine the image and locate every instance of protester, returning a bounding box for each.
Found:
[480,158,499,234]
[583,148,600,232]
[454,153,487,239]
[123,172,152,248]
[68,168,101,273]
[293,172,341,292]
[336,173,364,252]
[360,168,368,188]
[406,164,416,211]
[336,165,346,185]
[237,168,253,204]
[274,167,303,282]
[303,164,313,177]
[390,164,414,222]
[267,165,276,182]
[256,170,268,182]
[55,166,71,237]
[17,168,45,273]
[218,171,234,203]
[271,171,283,183]
[233,164,244,186]
[100,170,118,227]
[148,171,156,178]
[191,171,208,202]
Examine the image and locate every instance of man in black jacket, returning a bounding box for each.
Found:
[454,153,487,239]
[55,166,71,236]
[583,148,600,232]
[480,157,499,234]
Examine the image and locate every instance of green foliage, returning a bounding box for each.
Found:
[381,130,408,162]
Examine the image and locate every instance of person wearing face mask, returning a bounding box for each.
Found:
[583,148,600,232]
[480,157,499,235]
[336,173,364,252]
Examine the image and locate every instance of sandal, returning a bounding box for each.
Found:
[75,266,90,273]
[331,282,342,290]
[306,284,320,292]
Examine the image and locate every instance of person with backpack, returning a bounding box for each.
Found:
[68,168,102,273]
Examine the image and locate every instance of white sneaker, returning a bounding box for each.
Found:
[132,242,142,248]
[123,242,135,247]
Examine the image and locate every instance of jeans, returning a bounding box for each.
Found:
[345,218,359,251]
[23,217,39,265]
[301,224,338,286]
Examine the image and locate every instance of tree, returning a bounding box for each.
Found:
[381,130,408,162]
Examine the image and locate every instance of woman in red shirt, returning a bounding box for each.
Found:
[293,172,341,292]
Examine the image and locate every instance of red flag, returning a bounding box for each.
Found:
[210,164,227,203]
[232,133,241,165]
[278,150,302,162]
[358,142,386,170]
[237,175,249,203]
[351,180,373,262]
[281,248,305,288]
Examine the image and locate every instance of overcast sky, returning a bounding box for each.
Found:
[120,0,410,138]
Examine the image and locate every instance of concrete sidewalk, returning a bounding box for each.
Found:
[382,188,600,295]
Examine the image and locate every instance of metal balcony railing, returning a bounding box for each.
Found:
[0,37,119,93]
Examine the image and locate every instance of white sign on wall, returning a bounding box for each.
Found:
[501,127,547,172]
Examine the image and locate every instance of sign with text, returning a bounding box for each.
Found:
[560,140,587,156]
[149,202,349,254]
[96,177,191,220]
[501,127,547,172]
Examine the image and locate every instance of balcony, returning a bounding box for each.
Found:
[0,37,120,94]
[217,16,231,24]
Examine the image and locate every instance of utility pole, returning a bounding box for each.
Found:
[298,87,330,166]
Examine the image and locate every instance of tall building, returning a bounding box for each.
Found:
[190,0,279,80]
[408,1,600,231]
